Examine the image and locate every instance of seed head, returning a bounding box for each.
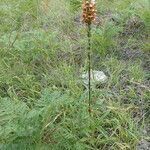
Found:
[81,0,97,24]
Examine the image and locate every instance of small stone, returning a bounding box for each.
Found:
[81,70,107,88]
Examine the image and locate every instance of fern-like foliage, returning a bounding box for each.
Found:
[0,89,139,149]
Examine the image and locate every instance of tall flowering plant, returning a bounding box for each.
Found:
[82,0,96,24]
[81,0,96,115]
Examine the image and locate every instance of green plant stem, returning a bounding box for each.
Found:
[87,23,91,115]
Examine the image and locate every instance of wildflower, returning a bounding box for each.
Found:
[81,0,96,24]
[81,1,97,115]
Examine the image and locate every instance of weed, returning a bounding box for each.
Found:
[0,0,149,149]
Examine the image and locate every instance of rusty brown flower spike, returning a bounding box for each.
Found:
[82,0,96,24]
[81,0,97,115]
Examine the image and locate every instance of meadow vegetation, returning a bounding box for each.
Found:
[0,0,149,149]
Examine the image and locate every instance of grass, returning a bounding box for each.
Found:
[0,0,149,149]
